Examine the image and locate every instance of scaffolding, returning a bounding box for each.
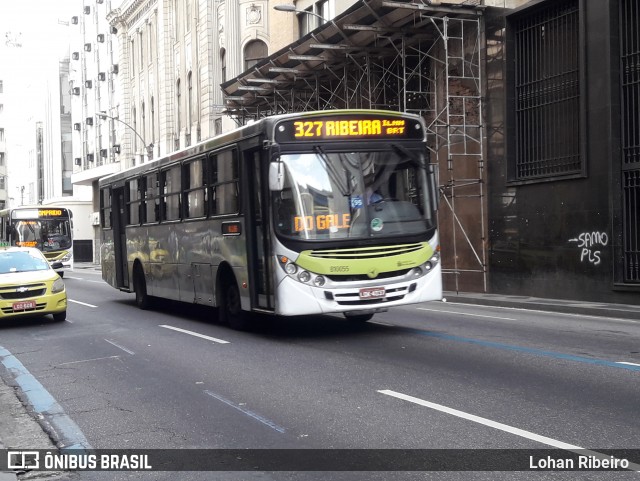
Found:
[223,0,487,292]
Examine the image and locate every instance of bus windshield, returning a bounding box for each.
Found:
[12,219,72,252]
[273,149,436,240]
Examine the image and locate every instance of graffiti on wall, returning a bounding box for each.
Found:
[568,232,609,265]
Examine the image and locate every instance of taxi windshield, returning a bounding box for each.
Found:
[0,251,50,274]
[272,149,436,240]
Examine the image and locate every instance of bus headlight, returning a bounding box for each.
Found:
[424,247,441,272]
[313,276,326,287]
[278,255,298,275]
[298,271,311,283]
[52,277,65,294]
[60,252,72,262]
[284,262,298,275]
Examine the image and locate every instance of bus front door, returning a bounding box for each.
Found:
[245,150,274,311]
[112,187,129,289]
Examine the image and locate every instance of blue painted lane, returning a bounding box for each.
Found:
[404,329,640,373]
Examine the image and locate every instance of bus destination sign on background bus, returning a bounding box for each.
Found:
[274,114,425,143]
[12,209,66,220]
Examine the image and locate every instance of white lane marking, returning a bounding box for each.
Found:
[204,390,285,433]
[370,320,394,326]
[66,276,105,284]
[378,389,640,471]
[104,339,135,355]
[57,355,121,366]
[159,324,230,344]
[417,307,516,321]
[68,299,98,308]
[617,361,640,367]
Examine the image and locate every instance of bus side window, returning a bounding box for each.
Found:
[101,188,112,228]
[145,173,159,223]
[184,158,206,219]
[211,149,238,216]
[162,165,182,221]
[126,179,141,225]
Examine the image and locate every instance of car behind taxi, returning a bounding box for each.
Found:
[0,246,67,322]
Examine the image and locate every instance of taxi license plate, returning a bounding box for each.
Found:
[12,300,36,312]
[359,287,386,299]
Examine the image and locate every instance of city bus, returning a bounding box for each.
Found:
[0,206,74,277]
[99,110,442,328]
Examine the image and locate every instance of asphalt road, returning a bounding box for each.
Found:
[0,267,638,481]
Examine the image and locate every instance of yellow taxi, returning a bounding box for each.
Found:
[0,245,67,322]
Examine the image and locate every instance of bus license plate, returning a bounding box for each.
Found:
[13,300,36,311]
[359,287,385,299]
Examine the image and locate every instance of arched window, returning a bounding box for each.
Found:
[220,48,226,83]
[141,101,146,147]
[244,40,267,70]
[187,71,193,132]
[176,79,181,137]
[151,96,155,145]
[132,107,137,153]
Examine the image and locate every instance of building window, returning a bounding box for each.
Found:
[130,39,135,75]
[151,96,156,145]
[187,72,193,132]
[132,107,138,156]
[244,40,267,70]
[220,48,226,83]
[176,79,182,139]
[620,0,640,283]
[141,101,146,150]
[139,30,144,70]
[318,0,335,21]
[510,0,582,181]
[186,0,192,32]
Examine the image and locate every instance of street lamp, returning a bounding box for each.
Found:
[273,4,326,25]
[97,111,153,161]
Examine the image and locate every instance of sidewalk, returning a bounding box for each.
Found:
[444,291,640,321]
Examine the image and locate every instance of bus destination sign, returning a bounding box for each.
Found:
[275,115,424,142]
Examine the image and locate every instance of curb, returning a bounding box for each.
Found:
[444,292,640,321]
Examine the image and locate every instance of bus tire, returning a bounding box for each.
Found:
[219,278,249,330]
[52,311,66,322]
[344,313,374,322]
[133,265,152,310]
[57,271,65,278]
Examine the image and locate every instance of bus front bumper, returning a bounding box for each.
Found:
[274,265,442,317]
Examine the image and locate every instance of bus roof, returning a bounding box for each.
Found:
[99,109,425,188]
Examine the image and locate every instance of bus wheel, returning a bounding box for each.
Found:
[133,265,152,310]
[344,312,374,322]
[219,280,248,330]
[52,311,66,322]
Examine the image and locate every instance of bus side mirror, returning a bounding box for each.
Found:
[269,162,284,191]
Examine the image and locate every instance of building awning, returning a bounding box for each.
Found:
[221,0,483,120]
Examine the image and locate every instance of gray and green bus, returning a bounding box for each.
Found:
[99,110,441,328]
